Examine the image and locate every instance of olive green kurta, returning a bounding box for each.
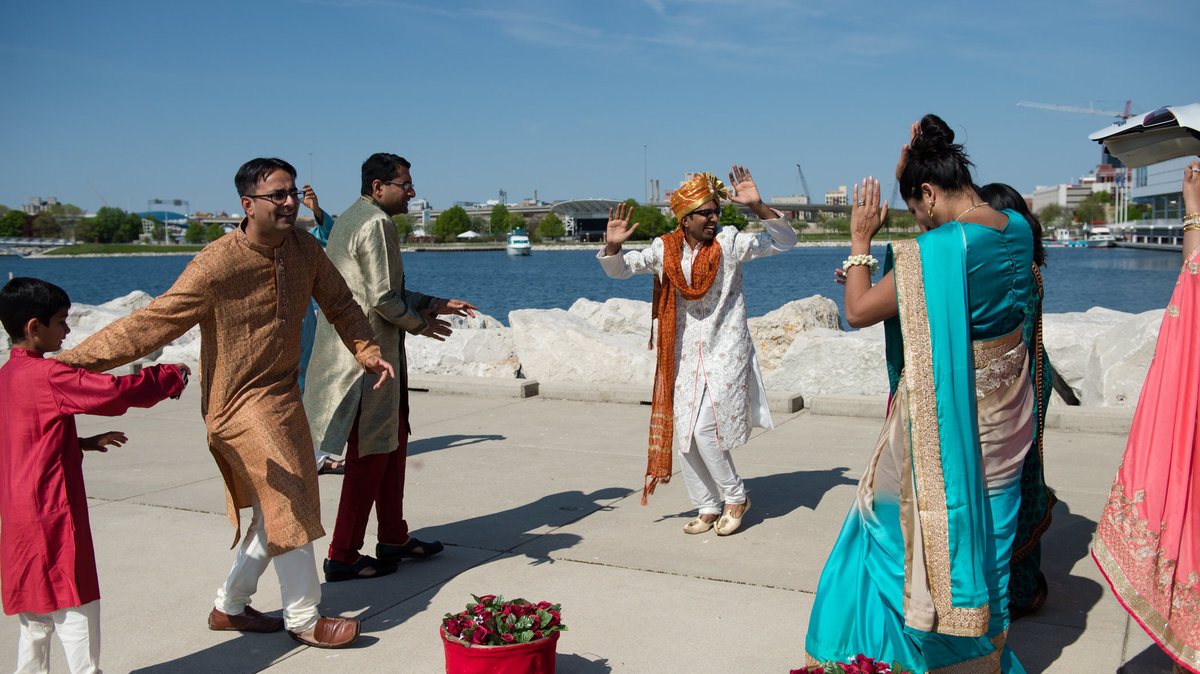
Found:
[57,224,381,556]
[304,196,434,457]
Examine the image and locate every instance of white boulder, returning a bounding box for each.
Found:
[764,324,889,397]
[1042,307,1133,397]
[1080,309,1161,407]
[407,311,520,378]
[445,312,505,330]
[568,297,651,336]
[510,308,654,386]
[748,295,843,374]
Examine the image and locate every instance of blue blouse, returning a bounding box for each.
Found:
[963,209,1034,340]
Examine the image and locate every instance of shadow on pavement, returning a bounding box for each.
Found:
[134,487,630,671]
[1120,643,1177,673]
[556,652,613,672]
[424,486,634,558]
[408,433,506,457]
[129,628,317,673]
[655,467,856,527]
[1009,497,1105,672]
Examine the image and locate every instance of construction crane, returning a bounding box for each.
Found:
[87,181,109,208]
[1017,98,1139,228]
[1017,100,1135,120]
[795,164,812,203]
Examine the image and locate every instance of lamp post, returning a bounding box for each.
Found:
[643,144,648,203]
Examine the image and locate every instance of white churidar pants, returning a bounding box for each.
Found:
[679,386,748,515]
[15,599,101,674]
[213,499,321,633]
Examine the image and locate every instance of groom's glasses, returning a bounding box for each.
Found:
[689,208,721,220]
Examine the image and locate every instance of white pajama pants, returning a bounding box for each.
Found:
[213,499,321,633]
[679,386,748,515]
[15,599,100,674]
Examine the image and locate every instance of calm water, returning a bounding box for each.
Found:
[0,246,1185,326]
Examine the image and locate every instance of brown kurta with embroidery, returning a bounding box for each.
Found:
[57,224,380,556]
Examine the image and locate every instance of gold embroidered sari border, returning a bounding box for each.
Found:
[927,630,1007,674]
[1094,524,1200,670]
[893,240,989,637]
[971,325,1024,369]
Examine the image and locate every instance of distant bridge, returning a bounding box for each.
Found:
[424,201,851,240]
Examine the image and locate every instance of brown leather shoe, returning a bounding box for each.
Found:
[208,606,285,633]
[288,616,360,648]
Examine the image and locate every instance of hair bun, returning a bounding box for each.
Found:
[913,114,955,151]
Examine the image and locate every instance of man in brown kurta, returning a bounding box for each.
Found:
[57,158,393,650]
[304,152,476,581]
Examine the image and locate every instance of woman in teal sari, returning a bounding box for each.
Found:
[804,115,1042,673]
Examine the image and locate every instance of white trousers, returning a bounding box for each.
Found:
[679,387,747,515]
[213,499,321,633]
[15,599,100,674]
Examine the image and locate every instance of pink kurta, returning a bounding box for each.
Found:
[0,349,185,615]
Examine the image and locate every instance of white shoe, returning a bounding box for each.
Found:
[715,498,750,536]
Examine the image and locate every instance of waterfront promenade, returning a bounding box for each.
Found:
[0,379,1175,673]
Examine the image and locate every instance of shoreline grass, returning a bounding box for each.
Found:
[42,243,206,255]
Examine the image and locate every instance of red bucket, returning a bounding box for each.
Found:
[441,627,559,674]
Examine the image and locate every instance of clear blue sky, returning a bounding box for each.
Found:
[1,0,1195,216]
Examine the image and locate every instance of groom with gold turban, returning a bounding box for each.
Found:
[599,166,796,536]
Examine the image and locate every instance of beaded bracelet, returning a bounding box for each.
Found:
[843,254,879,275]
[1184,212,1200,221]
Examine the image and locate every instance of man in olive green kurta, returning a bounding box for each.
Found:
[58,158,393,648]
[304,153,476,581]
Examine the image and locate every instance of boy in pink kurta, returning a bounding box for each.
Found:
[0,277,187,673]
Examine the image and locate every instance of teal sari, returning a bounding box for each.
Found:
[805,216,1037,673]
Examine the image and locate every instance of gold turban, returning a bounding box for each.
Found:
[670,172,728,220]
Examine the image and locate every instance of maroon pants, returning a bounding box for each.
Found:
[327,410,409,564]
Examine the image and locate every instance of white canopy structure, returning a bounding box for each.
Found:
[1090,103,1200,167]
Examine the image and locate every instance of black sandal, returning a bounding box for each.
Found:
[377,538,444,562]
[317,456,345,475]
[323,555,397,582]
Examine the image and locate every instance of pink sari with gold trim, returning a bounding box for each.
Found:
[1093,246,1200,673]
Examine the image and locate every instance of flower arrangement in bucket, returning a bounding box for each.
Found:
[791,655,914,674]
[440,594,567,674]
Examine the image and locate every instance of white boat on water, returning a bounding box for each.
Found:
[506,228,531,256]
[1087,225,1117,248]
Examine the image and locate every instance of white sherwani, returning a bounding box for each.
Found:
[598,215,796,453]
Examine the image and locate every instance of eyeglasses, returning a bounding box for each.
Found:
[688,208,721,220]
[244,189,303,205]
[382,180,415,192]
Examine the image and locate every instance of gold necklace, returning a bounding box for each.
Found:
[955,203,988,222]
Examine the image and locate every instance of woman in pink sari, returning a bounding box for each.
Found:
[1093,158,1200,673]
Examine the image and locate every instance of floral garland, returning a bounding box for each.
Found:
[842,254,880,276]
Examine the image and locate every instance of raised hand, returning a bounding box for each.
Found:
[850,177,888,245]
[301,184,323,222]
[728,165,775,219]
[1184,159,1200,214]
[81,431,128,452]
[431,298,477,319]
[895,120,919,183]
[727,165,762,206]
[605,202,640,254]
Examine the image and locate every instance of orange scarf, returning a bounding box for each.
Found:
[643,227,722,504]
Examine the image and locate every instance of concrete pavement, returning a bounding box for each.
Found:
[0,381,1176,673]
